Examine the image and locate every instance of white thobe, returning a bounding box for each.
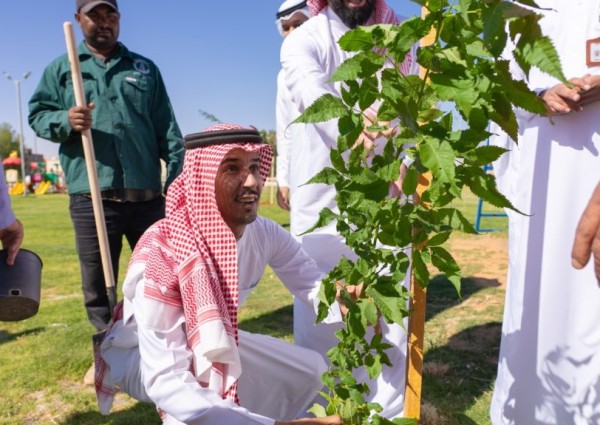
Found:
[0,163,16,229]
[276,69,295,190]
[490,2,600,424]
[280,7,418,419]
[101,217,335,424]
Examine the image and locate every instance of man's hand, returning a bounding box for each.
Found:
[275,415,344,425]
[572,182,600,283]
[335,282,381,334]
[277,186,290,211]
[576,74,600,107]
[336,282,364,318]
[352,115,396,155]
[540,80,584,115]
[540,74,600,115]
[0,219,24,266]
[68,102,95,132]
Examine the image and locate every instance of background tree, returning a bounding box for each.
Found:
[0,123,19,159]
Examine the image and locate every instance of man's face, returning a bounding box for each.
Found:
[281,11,309,37]
[75,4,120,51]
[215,149,264,238]
[328,0,375,28]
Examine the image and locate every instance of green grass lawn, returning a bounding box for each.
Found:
[0,191,508,425]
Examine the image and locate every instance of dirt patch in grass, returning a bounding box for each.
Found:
[447,322,502,354]
[447,233,508,289]
[22,389,71,424]
[421,401,447,425]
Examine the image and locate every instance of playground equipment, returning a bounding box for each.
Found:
[9,182,24,196]
[474,163,508,232]
[34,180,52,195]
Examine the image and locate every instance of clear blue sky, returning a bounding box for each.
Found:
[0,0,422,158]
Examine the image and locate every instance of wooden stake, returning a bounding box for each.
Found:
[63,22,117,314]
[404,5,437,421]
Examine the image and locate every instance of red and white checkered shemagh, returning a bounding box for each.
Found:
[131,123,273,403]
[307,0,415,75]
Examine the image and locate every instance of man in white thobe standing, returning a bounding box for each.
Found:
[275,0,311,211]
[490,1,600,424]
[280,0,418,418]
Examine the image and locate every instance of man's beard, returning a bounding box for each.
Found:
[329,0,376,29]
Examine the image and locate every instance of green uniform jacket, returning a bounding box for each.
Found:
[28,42,184,195]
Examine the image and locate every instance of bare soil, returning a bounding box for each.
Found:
[447,232,508,289]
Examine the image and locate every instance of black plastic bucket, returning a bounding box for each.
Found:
[0,248,43,321]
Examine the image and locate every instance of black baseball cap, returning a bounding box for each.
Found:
[76,0,118,13]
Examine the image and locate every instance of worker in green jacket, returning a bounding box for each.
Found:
[28,0,184,371]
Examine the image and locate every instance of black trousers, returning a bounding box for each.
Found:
[69,195,165,331]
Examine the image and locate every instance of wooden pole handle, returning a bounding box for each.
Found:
[404,4,437,420]
[63,21,117,313]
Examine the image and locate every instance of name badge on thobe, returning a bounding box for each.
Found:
[586,37,600,67]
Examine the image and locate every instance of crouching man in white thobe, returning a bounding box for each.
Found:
[95,123,345,425]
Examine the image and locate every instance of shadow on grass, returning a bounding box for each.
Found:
[423,321,501,424]
[0,327,44,345]
[422,275,502,424]
[62,402,160,425]
[239,304,293,338]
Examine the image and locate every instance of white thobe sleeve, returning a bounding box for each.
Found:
[276,70,293,188]
[280,31,340,150]
[134,283,275,425]
[263,220,343,323]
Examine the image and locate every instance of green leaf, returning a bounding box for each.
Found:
[373,157,401,183]
[341,80,360,108]
[338,26,376,52]
[511,17,566,82]
[338,113,364,152]
[463,167,515,211]
[364,352,383,380]
[522,37,566,81]
[294,93,348,124]
[308,403,328,418]
[411,249,430,288]
[388,18,430,61]
[437,46,468,68]
[437,207,478,234]
[331,51,386,82]
[419,137,457,186]
[427,231,451,247]
[358,299,379,327]
[330,149,347,174]
[465,144,508,167]
[347,306,367,339]
[366,283,407,326]
[426,0,444,13]
[482,1,511,55]
[402,166,419,196]
[429,73,477,117]
[305,167,341,186]
[358,75,380,111]
[431,246,462,295]
[300,208,338,236]
[493,61,546,115]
